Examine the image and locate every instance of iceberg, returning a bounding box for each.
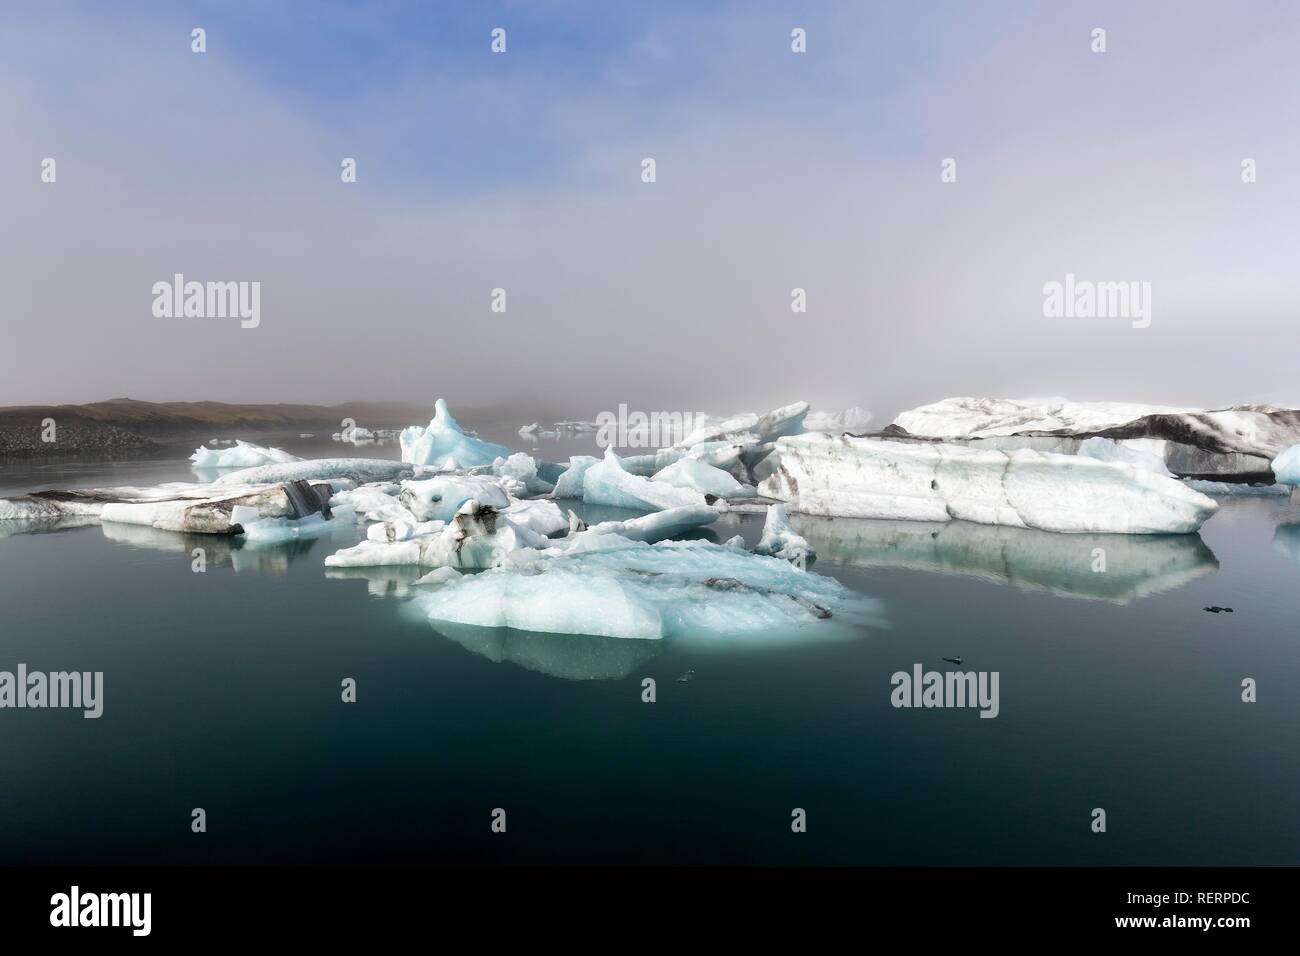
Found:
[190,441,300,469]
[581,448,710,511]
[1272,443,1300,486]
[584,505,719,542]
[890,397,1300,481]
[415,535,883,641]
[552,455,599,498]
[211,458,412,487]
[399,398,511,469]
[651,457,749,498]
[0,479,335,534]
[753,504,814,562]
[398,476,512,522]
[757,433,1217,534]
[324,499,551,570]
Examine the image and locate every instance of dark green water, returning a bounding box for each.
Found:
[1,443,1296,865]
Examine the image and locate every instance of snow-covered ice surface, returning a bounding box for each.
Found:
[758,433,1217,534]
[190,441,300,469]
[416,534,885,641]
[399,399,511,468]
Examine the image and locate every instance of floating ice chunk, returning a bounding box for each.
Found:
[492,452,554,495]
[517,423,539,439]
[416,536,882,641]
[1076,437,1172,476]
[190,440,300,469]
[329,484,414,523]
[586,505,719,542]
[582,448,708,511]
[325,500,549,570]
[804,406,873,434]
[399,398,511,468]
[1272,443,1300,485]
[552,456,599,498]
[212,458,411,486]
[504,498,569,537]
[652,458,749,497]
[27,479,337,534]
[239,513,335,545]
[758,433,1217,534]
[398,476,512,522]
[754,504,814,562]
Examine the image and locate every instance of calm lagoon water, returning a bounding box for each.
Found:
[1,430,1297,865]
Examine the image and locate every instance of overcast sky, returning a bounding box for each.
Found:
[1,1,1298,420]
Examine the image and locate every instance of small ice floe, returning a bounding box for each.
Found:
[1202,605,1234,614]
[399,399,510,469]
[753,504,814,563]
[190,440,300,469]
[943,656,963,666]
[756,434,1217,534]
[676,670,696,683]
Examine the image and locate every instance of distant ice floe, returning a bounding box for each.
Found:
[400,398,510,468]
[190,440,300,469]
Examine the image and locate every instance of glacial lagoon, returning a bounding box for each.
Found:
[0,428,1297,865]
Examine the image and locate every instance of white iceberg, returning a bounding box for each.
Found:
[581,448,709,512]
[416,535,883,641]
[211,458,412,487]
[398,475,512,522]
[552,455,599,499]
[753,504,814,562]
[399,399,511,469]
[651,457,749,498]
[324,499,550,570]
[674,401,809,449]
[190,441,300,469]
[892,396,1300,481]
[757,433,1217,534]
